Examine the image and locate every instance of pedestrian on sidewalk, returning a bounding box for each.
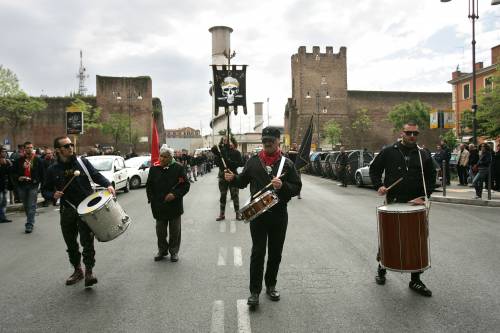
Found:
[41,148,56,207]
[468,144,479,186]
[369,122,435,297]
[224,126,302,308]
[146,147,190,263]
[473,144,492,199]
[493,145,500,191]
[43,136,116,287]
[337,146,349,187]
[457,144,470,185]
[13,141,44,233]
[0,147,13,223]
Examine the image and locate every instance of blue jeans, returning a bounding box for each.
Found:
[0,190,7,220]
[17,184,39,227]
[473,169,489,198]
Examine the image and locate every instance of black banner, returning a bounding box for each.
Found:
[66,112,83,135]
[211,65,247,115]
[295,116,314,170]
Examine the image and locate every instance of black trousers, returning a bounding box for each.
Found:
[218,178,239,213]
[249,206,288,294]
[60,204,95,269]
[156,216,181,255]
[457,165,468,185]
[376,249,422,281]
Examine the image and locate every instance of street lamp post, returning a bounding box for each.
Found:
[114,91,143,152]
[441,0,499,144]
[306,90,330,151]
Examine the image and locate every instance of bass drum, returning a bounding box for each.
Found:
[377,203,430,272]
[77,190,131,242]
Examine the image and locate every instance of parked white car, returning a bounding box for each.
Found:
[86,155,129,192]
[125,156,151,189]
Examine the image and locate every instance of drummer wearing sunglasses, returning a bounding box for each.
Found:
[42,136,115,288]
[369,122,436,297]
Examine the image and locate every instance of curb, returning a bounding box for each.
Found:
[431,196,500,207]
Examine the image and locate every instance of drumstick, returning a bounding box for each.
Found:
[386,177,403,191]
[61,170,81,192]
[251,172,287,199]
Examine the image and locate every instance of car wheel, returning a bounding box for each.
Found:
[355,173,363,187]
[130,176,141,189]
[123,179,130,193]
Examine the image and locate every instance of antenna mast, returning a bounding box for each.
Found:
[77,50,89,96]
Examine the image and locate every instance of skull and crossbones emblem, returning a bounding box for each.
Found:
[219,76,241,104]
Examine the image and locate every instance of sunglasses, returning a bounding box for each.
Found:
[60,143,74,149]
[404,131,419,137]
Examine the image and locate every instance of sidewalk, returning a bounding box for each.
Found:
[431,182,500,207]
[5,194,46,213]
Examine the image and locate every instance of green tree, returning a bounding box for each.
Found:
[440,130,458,150]
[324,120,342,149]
[0,92,47,146]
[388,100,431,131]
[69,98,102,130]
[0,65,21,97]
[460,109,473,134]
[351,108,371,147]
[102,113,129,148]
[476,70,500,138]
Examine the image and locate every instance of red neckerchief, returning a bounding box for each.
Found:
[23,154,33,178]
[258,149,282,166]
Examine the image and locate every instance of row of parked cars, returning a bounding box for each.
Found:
[85,155,152,192]
[304,150,374,183]
[305,149,442,188]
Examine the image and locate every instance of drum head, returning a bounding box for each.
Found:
[77,190,112,215]
[377,203,426,213]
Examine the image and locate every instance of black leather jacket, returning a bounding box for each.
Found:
[369,141,435,203]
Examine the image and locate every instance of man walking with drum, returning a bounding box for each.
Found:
[146,147,190,262]
[369,122,436,297]
[43,136,116,287]
[224,126,301,308]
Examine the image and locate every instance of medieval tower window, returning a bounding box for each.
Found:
[315,54,320,61]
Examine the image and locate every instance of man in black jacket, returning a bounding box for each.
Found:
[369,123,436,297]
[43,136,115,287]
[14,141,44,233]
[146,147,190,262]
[337,146,349,187]
[213,137,244,221]
[225,126,302,308]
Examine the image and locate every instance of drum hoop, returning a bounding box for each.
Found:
[377,205,426,214]
[78,191,113,216]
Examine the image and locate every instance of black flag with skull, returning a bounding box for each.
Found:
[211,65,247,116]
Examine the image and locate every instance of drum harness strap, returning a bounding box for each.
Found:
[60,158,94,211]
[251,156,286,200]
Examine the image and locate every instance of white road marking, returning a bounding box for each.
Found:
[219,221,226,233]
[210,300,224,333]
[237,299,252,333]
[217,247,227,266]
[234,247,243,266]
[230,220,236,233]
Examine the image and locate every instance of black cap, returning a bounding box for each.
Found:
[262,126,280,140]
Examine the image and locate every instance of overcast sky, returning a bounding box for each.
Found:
[1,0,499,135]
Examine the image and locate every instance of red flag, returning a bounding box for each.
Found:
[151,117,160,166]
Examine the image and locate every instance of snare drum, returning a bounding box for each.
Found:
[77,190,131,242]
[238,190,279,223]
[377,203,430,272]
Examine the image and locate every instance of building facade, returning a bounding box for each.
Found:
[285,46,452,151]
[447,44,499,138]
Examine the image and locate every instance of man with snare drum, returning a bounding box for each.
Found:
[43,136,115,288]
[369,123,435,297]
[224,126,301,308]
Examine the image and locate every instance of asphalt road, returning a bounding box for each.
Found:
[1,171,499,332]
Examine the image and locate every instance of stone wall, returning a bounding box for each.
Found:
[0,76,164,154]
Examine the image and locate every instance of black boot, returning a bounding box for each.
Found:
[375,264,386,285]
[247,293,259,306]
[266,286,280,301]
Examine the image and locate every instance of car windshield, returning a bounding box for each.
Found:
[88,158,113,171]
[125,158,148,168]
